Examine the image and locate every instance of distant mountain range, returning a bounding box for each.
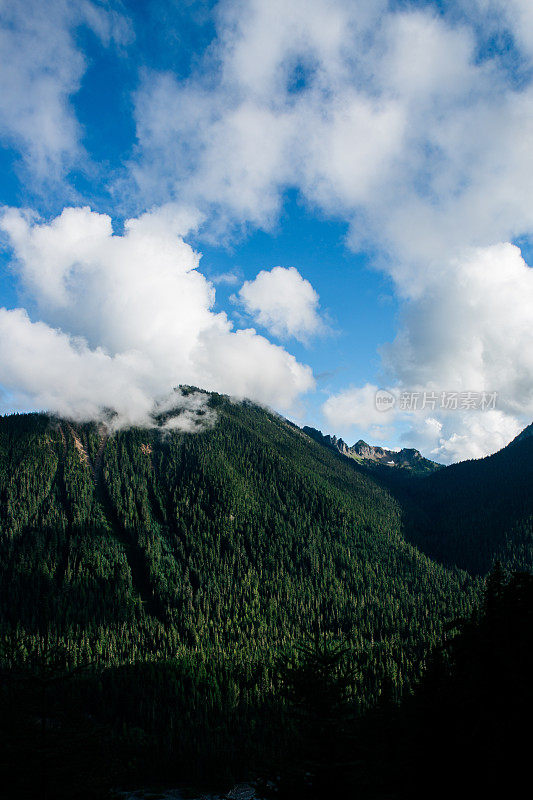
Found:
[302,426,442,475]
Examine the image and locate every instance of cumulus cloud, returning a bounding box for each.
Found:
[129,0,533,258]
[382,244,533,417]
[323,383,387,432]
[322,243,533,462]
[429,411,522,463]
[0,206,314,425]
[0,0,131,184]
[211,271,241,286]
[131,0,398,228]
[477,0,533,59]
[322,382,523,465]
[124,0,533,458]
[238,266,323,342]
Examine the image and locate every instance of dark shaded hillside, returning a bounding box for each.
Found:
[399,433,533,576]
[319,567,533,800]
[398,568,533,799]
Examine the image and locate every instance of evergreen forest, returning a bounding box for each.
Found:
[0,392,531,797]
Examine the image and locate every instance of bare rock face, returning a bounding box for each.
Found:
[303,427,442,475]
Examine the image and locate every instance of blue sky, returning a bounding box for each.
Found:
[1,0,533,462]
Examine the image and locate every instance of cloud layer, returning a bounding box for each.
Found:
[1,0,533,459]
[0,0,130,185]
[324,242,533,461]
[125,0,533,458]
[0,206,314,425]
[131,0,533,259]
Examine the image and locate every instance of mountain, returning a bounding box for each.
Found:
[394,422,533,575]
[2,397,531,794]
[0,398,473,673]
[302,421,533,577]
[300,420,533,577]
[0,395,478,791]
[302,426,442,475]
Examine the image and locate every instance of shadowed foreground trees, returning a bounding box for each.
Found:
[262,568,533,799]
[400,567,533,798]
[0,567,531,798]
[351,567,533,799]
[271,637,358,798]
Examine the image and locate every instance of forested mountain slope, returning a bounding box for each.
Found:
[305,419,533,577]
[0,395,474,684]
[3,393,527,792]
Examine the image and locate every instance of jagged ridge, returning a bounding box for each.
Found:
[302,426,442,475]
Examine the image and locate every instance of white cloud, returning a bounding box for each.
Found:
[429,410,522,463]
[475,0,533,60]
[129,0,533,257]
[321,382,524,464]
[127,0,533,459]
[391,409,521,464]
[0,206,314,425]
[238,266,323,341]
[211,271,241,286]
[382,244,533,419]
[0,0,131,184]
[3,0,533,458]
[321,242,533,463]
[323,383,387,431]
[321,244,533,463]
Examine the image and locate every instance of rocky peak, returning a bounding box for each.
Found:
[303,426,442,475]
